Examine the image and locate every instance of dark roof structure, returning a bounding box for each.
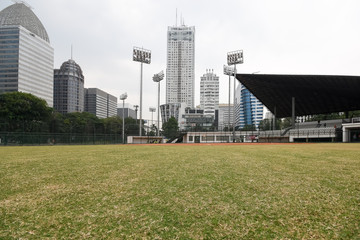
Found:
[236,74,360,118]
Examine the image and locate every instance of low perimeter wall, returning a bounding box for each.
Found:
[127,136,164,144]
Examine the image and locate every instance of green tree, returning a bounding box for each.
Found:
[147,124,157,136]
[162,117,179,139]
[308,113,344,122]
[125,117,140,136]
[349,110,360,118]
[61,112,101,134]
[103,116,122,134]
[241,124,256,131]
[0,92,52,132]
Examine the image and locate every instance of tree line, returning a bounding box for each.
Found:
[0,92,141,136]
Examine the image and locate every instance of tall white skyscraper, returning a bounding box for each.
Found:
[166,25,195,108]
[200,69,219,116]
[0,3,54,107]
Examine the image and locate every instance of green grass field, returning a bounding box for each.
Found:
[0,143,359,239]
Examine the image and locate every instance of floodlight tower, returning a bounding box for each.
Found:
[120,92,128,144]
[152,70,164,136]
[223,65,235,132]
[133,47,151,136]
[227,50,244,142]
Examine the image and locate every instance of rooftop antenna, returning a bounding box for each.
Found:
[71,44,73,60]
[176,8,178,26]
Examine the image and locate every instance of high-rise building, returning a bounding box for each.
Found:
[218,104,233,131]
[200,69,219,116]
[54,59,84,114]
[235,84,264,129]
[84,88,117,119]
[0,3,54,107]
[117,103,136,119]
[166,24,195,108]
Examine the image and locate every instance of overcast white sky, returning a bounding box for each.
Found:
[1,0,360,120]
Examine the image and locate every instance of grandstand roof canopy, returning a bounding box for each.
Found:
[236,74,360,118]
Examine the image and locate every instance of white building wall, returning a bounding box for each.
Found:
[18,26,54,107]
[200,69,219,117]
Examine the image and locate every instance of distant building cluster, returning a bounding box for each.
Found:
[0,2,265,130]
[0,2,119,119]
[161,22,264,131]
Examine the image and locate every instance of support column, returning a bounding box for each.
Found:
[139,62,143,136]
[273,106,277,130]
[342,126,348,143]
[292,97,296,128]
[232,65,237,142]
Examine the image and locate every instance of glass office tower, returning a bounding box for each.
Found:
[235,84,264,129]
[0,3,54,106]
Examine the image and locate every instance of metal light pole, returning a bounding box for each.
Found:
[133,47,151,136]
[120,92,128,144]
[224,65,235,133]
[227,50,244,142]
[153,70,164,136]
[149,107,156,135]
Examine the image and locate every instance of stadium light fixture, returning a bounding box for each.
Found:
[153,70,164,136]
[223,65,236,135]
[133,47,151,136]
[120,92,128,144]
[227,50,244,142]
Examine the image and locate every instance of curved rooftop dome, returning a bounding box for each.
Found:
[59,60,84,81]
[0,3,49,43]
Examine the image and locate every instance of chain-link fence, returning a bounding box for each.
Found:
[0,132,126,146]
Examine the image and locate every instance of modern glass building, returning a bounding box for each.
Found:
[200,69,219,117]
[166,25,195,108]
[84,88,117,119]
[54,59,84,114]
[0,3,54,107]
[235,84,264,129]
